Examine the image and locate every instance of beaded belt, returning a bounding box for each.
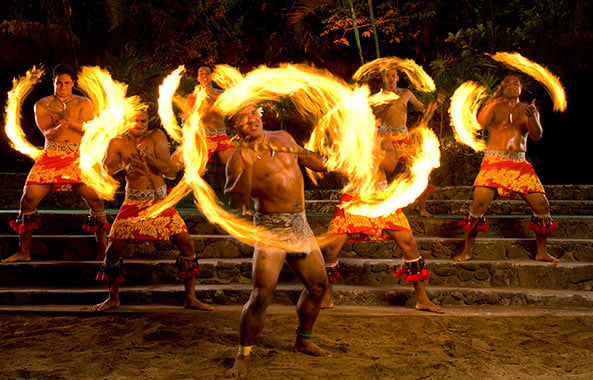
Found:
[484,149,526,161]
[206,127,228,137]
[125,185,167,201]
[382,125,408,134]
[45,140,80,152]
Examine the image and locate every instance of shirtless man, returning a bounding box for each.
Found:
[2,64,108,263]
[92,108,214,311]
[224,104,331,378]
[454,74,558,263]
[373,68,434,217]
[321,128,444,314]
[182,65,235,165]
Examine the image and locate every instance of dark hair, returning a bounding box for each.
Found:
[197,64,214,73]
[52,64,76,81]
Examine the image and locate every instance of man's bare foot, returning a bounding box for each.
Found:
[91,296,119,312]
[185,298,215,311]
[535,252,559,263]
[416,300,445,314]
[320,301,334,309]
[293,339,332,357]
[1,252,31,263]
[453,250,473,262]
[418,209,434,218]
[225,354,249,378]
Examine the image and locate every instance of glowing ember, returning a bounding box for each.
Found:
[449,81,488,152]
[4,66,45,160]
[489,52,567,112]
[78,66,145,200]
[352,57,436,92]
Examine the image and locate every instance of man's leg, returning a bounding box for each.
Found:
[416,191,433,218]
[75,184,108,260]
[92,239,127,311]
[522,193,559,262]
[170,232,214,310]
[387,230,444,313]
[320,234,347,309]
[2,184,51,263]
[454,186,496,262]
[286,248,332,357]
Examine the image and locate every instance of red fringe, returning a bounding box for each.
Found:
[458,217,488,233]
[328,271,341,284]
[178,267,201,280]
[528,220,558,235]
[9,220,41,233]
[393,267,431,282]
[82,222,111,233]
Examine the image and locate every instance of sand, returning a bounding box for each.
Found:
[1,305,592,380]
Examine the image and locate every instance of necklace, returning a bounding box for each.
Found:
[503,100,520,123]
[53,94,73,110]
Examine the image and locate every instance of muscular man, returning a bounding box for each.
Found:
[92,108,214,311]
[454,74,558,262]
[224,104,331,378]
[321,128,444,314]
[2,64,108,263]
[373,68,434,217]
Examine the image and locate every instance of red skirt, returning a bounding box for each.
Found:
[25,149,82,192]
[328,194,411,242]
[109,199,188,241]
[473,156,545,199]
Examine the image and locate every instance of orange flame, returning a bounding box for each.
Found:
[344,104,441,217]
[157,66,185,144]
[78,66,145,200]
[449,81,488,152]
[4,66,45,160]
[352,57,436,92]
[489,52,567,112]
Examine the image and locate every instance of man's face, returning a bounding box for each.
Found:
[501,75,522,98]
[382,69,399,90]
[197,67,212,86]
[231,104,263,141]
[128,110,149,137]
[53,74,74,98]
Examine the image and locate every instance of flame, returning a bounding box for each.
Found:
[449,81,488,152]
[157,66,185,143]
[352,57,436,92]
[78,66,145,200]
[344,104,441,217]
[212,64,244,90]
[489,52,567,112]
[4,66,45,160]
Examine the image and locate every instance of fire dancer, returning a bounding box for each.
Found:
[173,64,235,169]
[2,64,108,263]
[92,108,214,311]
[224,103,331,378]
[455,74,559,262]
[321,127,444,313]
[374,68,435,217]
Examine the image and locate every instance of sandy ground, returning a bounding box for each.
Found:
[1,305,592,380]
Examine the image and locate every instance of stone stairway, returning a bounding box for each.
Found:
[0,172,592,310]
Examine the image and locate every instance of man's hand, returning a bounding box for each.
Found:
[125,153,149,179]
[525,99,538,118]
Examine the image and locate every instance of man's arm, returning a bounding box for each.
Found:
[34,101,64,140]
[224,148,254,215]
[298,149,328,172]
[525,99,543,141]
[407,90,425,112]
[103,139,123,175]
[140,129,177,178]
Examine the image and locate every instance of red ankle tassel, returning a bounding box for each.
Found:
[178,266,201,279]
[476,223,488,232]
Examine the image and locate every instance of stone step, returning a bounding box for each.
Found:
[3,171,592,201]
[2,189,593,215]
[1,258,592,291]
[0,283,591,309]
[1,234,591,262]
[0,211,591,239]
[305,185,593,201]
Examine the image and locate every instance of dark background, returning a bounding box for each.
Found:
[1,0,591,184]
